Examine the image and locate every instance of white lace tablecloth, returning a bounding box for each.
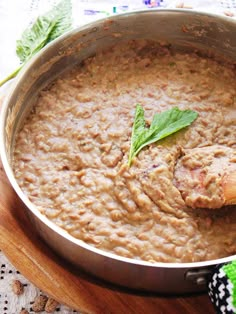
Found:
[0,250,79,314]
[0,1,236,313]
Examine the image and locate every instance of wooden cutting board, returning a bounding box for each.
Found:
[0,94,215,314]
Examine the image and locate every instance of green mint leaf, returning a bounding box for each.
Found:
[0,0,72,87]
[16,0,72,63]
[128,104,146,166]
[128,105,198,166]
[16,17,57,63]
[45,0,73,42]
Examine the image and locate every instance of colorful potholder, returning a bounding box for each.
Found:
[208,261,236,314]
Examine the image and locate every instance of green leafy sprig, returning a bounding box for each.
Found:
[0,0,72,87]
[128,104,198,166]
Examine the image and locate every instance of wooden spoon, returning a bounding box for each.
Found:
[223,171,236,205]
[174,145,236,209]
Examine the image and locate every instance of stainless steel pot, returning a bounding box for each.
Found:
[1,9,236,294]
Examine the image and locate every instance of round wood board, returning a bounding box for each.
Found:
[0,95,215,314]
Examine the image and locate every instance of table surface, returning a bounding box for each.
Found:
[0,1,235,313]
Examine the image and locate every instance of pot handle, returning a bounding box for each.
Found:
[187,262,236,313]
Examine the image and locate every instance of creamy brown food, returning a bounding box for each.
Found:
[13,40,236,263]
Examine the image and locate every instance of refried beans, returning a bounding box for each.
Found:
[13,40,236,263]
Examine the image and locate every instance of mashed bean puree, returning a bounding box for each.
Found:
[13,40,236,263]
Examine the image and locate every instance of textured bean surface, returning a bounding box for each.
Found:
[13,40,236,263]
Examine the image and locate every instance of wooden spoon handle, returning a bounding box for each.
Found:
[223,171,236,205]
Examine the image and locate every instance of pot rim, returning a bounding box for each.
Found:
[1,8,236,270]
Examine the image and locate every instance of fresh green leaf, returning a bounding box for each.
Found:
[0,0,72,87]
[46,0,73,42]
[17,0,72,63]
[16,17,57,63]
[128,105,198,166]
[128,104,146,165]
